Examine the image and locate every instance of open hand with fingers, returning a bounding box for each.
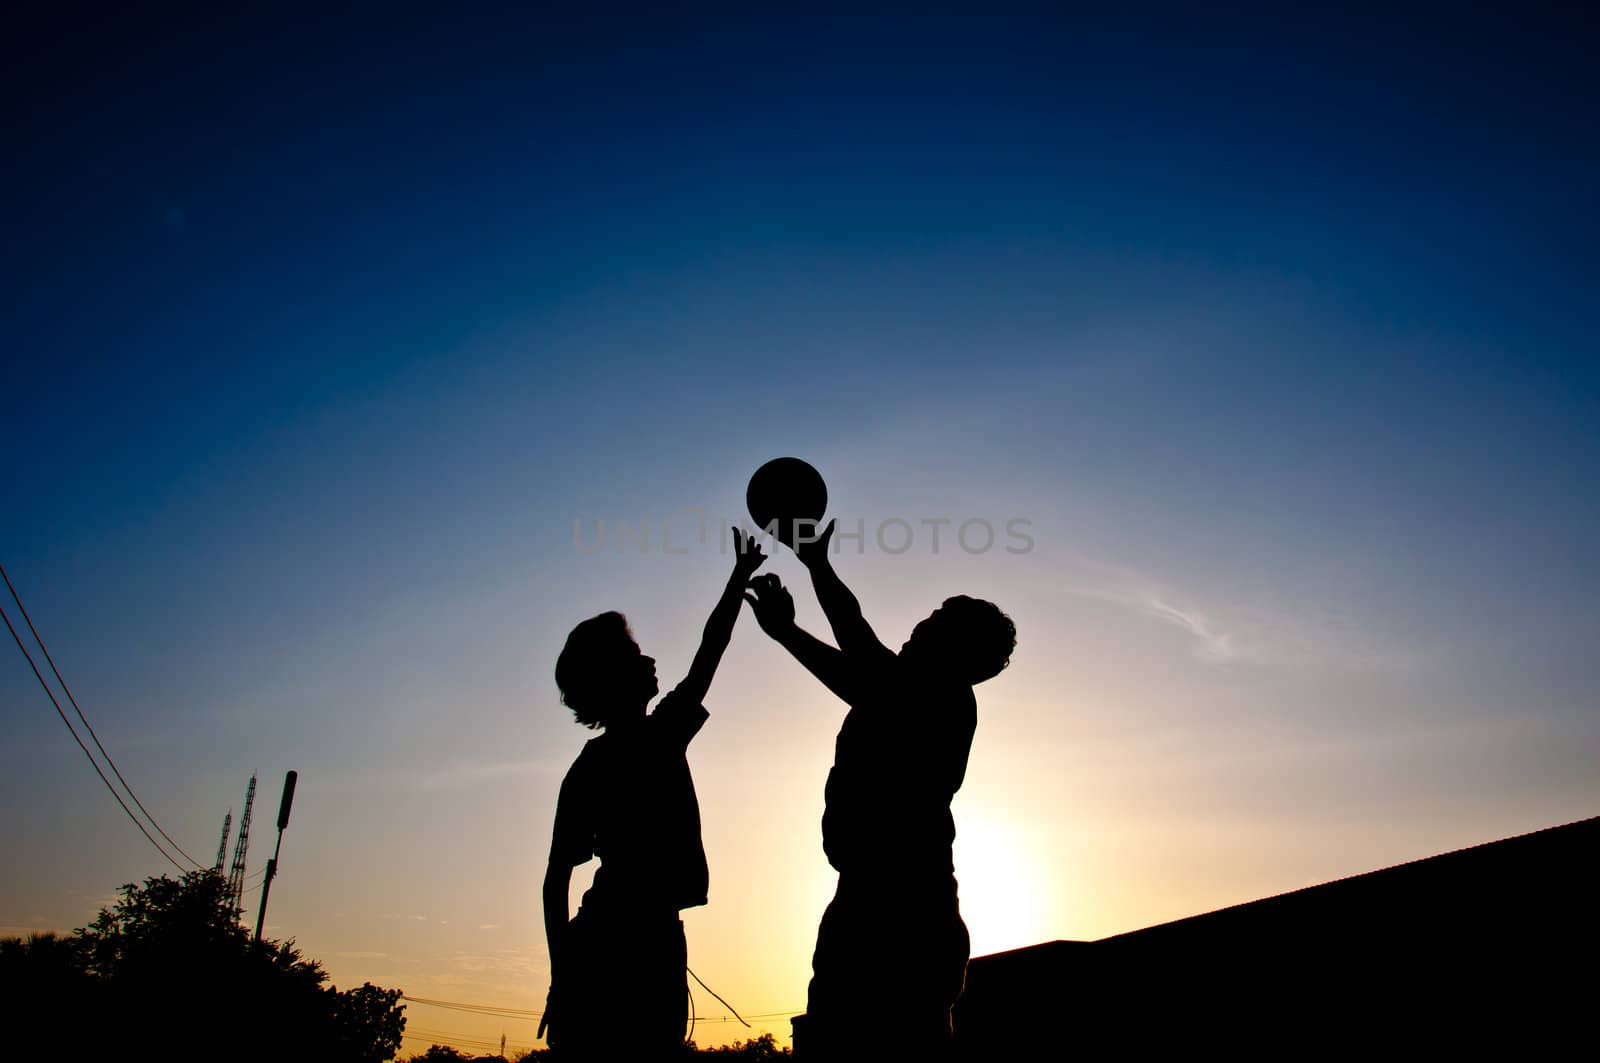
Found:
[731,527,768,580]
[743,572,796,638]
[794,518,836,568]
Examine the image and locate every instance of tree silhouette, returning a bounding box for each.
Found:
[2,870,404,1061]
[331,980,410,1062]
[697,1033,790,1058]
[408,1047,473,1062]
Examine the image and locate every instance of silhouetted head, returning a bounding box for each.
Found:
[902,596,1016,685]
[554,611,658,729]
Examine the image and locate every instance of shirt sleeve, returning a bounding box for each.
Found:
[650,686,710,749]
[548,752,596,868]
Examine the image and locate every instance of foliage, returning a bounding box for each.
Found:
[0,870,405,1062]
[333,980,409,1062]
[697,1033,790,1058]
[11,874,799,1062]
[408,1048,472,1062]
[501,1032,790,1060]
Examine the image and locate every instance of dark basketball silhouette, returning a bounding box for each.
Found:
[742,495,1016,1061]
[746,456,828,549]
[542,528,767,1059]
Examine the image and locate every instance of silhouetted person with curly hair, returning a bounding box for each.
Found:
[541,529,766,1059]
[744,520,1016,1061]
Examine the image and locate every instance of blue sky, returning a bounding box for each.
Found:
[3,6,1597,1051]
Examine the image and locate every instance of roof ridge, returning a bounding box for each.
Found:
[1099,813,1600,941]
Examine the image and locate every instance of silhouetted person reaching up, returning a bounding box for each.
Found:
[744,521,1015,1060]
[542,529,766,1059]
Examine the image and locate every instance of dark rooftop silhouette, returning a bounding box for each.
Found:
[955,816,1598,1056]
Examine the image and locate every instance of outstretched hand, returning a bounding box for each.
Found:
[743,572,795,638]
[731,527,768,580]
[793,518,835,568]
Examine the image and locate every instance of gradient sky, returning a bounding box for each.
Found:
[3,6,1597,1054]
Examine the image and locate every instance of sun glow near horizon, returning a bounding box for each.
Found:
[953,806,1059,956]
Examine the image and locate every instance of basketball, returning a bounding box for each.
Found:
[746,457,829,549]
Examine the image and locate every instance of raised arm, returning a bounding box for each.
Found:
[744,572,864,705]
[796,520,893,664]
[671,528,767,707]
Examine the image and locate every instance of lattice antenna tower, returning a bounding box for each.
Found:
[214,811,232,873]
[225,774,257,918]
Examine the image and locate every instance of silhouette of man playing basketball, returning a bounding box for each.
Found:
[542,529,767,1059]
[744,520,1016,1059]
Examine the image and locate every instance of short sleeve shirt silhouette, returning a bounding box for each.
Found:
[549,689,711,912]
[821,659,977,874]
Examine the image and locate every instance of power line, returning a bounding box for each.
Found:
[402,994,541,1018]
[726,1012,803,1021]
[402,1027,532,1053]
[401,992,800,1023]
[0,597,187,874]
[0,561,204,869]
[689,966,750,1028]
[405,1026,529,1043]
[399,994,797,1059]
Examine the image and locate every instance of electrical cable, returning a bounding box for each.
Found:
[402,991,798,1023]
[1,597,187,873]
[402,1027,531,1053]
[402,989,796,1056]
[687,966,751,1028]
[402,995,541,1018]
[1,561,205,869]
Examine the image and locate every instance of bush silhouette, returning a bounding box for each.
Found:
[2,870,404,1061]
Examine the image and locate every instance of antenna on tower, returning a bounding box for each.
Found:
[214,811,233,873]
[226,774,257,918]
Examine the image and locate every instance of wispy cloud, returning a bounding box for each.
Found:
[1055,551,1419,671]
[1136,594,1238,663]
[315,756,565,796]
[448,946,543,979]
[414,757,562,789]
[1060,575,1245,664]
[347,757,563,792]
